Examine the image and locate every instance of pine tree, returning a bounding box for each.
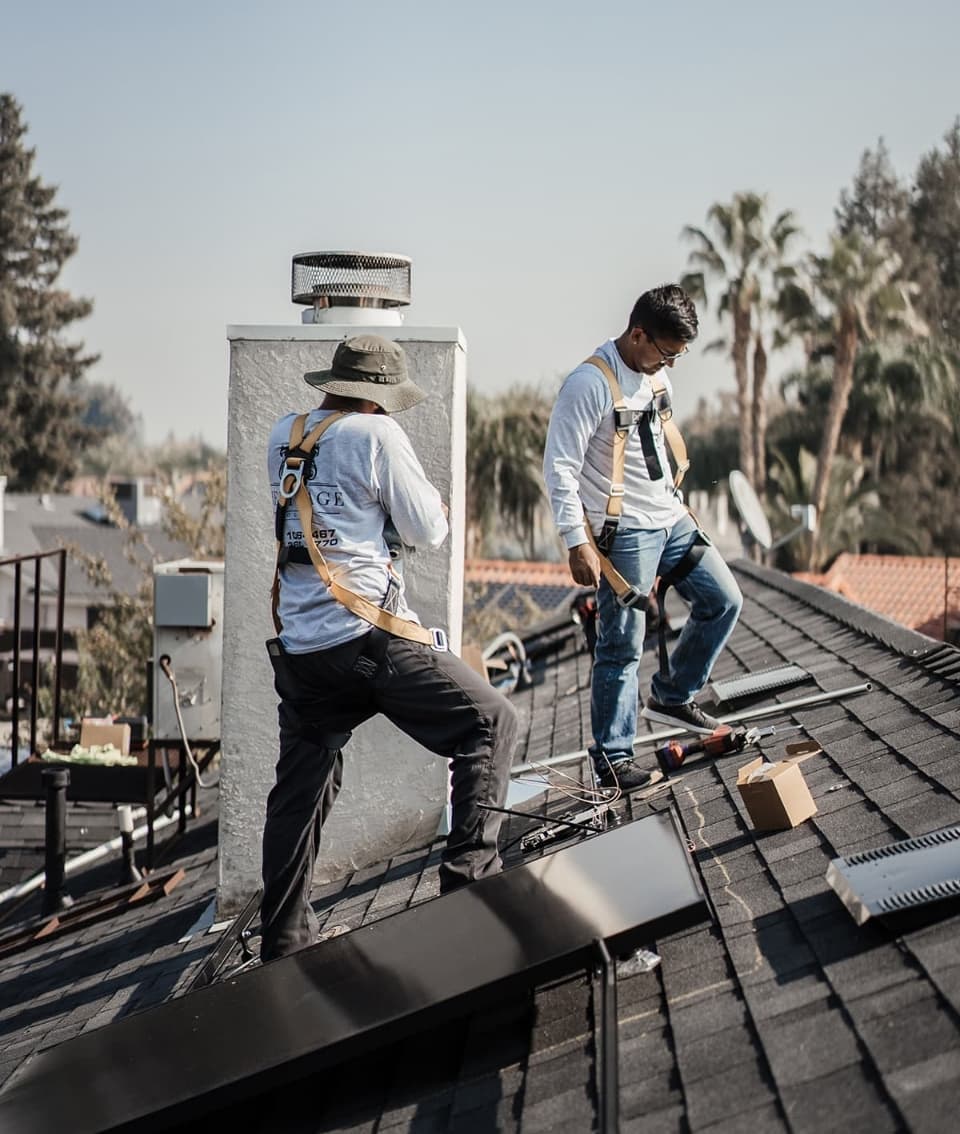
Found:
[0,92,98,490]
[911,119,960,343]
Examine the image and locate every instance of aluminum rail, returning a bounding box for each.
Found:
[511,681,873,777]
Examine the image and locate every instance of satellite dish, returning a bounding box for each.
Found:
[728,470,817,559]
[729,470,772,550]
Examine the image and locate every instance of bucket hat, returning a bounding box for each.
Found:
[304,334,425,413]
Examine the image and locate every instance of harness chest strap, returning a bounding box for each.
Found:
[272,412,447,650]
[579,354,692,610]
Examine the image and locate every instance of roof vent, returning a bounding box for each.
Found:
[292,250,411,326]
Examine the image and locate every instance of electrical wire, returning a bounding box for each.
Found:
[157,655,220,789]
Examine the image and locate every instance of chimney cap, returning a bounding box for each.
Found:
[291,250,412,310]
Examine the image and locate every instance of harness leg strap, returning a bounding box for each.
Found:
[655,534,710,677]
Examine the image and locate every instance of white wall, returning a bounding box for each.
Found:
[217,324,466,917]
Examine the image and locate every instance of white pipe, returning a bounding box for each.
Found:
[0,806,192,907]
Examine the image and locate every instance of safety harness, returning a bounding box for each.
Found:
[270,411,448,651]
[581,354,708,671]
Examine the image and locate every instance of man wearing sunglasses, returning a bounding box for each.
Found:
[543,284,742,793]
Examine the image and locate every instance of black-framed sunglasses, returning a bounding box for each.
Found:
[645,330,689,363]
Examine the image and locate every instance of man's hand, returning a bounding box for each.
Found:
[569,543,600,588]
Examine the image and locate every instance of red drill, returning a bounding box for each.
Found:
[655,725,748,776]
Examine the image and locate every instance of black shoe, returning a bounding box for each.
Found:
[641,698,719,735]
[596,758,656,793]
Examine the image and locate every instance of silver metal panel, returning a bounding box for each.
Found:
[711,664,809,703]
[826,824,960,925]
[154,573,212,628]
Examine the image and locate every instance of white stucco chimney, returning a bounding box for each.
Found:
[217,250,467,917]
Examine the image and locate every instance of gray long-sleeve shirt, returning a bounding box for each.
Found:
[542,339,687,549]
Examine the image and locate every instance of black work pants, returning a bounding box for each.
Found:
[259,630,518,962]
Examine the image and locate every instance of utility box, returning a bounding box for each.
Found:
[152,560,225,743]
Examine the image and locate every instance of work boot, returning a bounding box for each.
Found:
[595,758,656,793]
[642,698,719,735]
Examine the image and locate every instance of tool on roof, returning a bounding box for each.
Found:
[653,723,802,777]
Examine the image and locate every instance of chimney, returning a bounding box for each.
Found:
[112,478,161,527]
[220,250,466,917]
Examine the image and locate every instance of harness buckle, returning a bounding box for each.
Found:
[596,520,618,556]
[616,585,648,611]
[430,628,449,652]
[608,482,625,498]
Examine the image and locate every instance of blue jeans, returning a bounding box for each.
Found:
[589,512,742,767]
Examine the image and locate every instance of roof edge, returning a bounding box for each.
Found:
[731,557,953,660]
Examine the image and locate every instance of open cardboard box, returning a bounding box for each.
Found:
[737,748,819,831]
[79,718,132,756]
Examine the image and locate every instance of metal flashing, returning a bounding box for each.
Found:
[710,664,810,703]
[826,824,960,925]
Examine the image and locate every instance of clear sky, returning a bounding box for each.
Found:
[2,0,957,446]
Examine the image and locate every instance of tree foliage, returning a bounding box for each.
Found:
[0,93,99,489]
[466,384,554,559]
[911,119,960,343]
[681,192,800,490]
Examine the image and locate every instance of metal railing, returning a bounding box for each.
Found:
[1,548,68,768]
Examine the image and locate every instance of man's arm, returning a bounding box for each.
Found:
[543,369,606,587]
[375,423,448,550]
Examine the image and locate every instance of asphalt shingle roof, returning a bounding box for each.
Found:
[1,558,958,1133]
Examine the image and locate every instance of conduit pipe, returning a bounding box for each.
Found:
[511,682,873,777]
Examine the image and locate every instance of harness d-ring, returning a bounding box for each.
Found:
[279,461,304,501]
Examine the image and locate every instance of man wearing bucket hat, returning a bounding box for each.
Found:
[259,333,518,962]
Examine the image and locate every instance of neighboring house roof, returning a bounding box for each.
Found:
[795,553,960,641]
[465,558,586,627]
[1,559,959,1132]
[1,493,191,604]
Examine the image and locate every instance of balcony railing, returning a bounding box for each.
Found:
[1,548,68,768]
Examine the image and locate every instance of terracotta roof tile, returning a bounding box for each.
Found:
[465,558,575,587]
[793,554,960,640]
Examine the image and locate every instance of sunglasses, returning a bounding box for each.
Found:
[645,330,689,363]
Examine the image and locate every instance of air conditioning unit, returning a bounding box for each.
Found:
[152,560,224,742]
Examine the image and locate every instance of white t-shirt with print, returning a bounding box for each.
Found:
[268,408,448,653]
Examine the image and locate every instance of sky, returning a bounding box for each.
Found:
[2,0,958,447]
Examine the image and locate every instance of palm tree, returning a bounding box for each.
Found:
[789,231,927,565]
[466,386,552,559]
[681,193,800,492]
[767,445,921,571]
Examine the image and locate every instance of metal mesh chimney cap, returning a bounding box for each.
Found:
[291,251,412,309]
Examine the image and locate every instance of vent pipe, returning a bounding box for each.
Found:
[292,250,411,326]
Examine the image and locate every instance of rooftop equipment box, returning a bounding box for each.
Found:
[737,754,817,830]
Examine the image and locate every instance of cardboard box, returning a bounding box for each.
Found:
[79,719,131,756]
[737,753,817,831]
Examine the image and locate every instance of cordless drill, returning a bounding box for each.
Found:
[655,725,750,776]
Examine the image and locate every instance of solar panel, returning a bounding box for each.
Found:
[0,811,708,1134]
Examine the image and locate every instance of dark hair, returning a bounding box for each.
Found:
[628,284,699,342]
